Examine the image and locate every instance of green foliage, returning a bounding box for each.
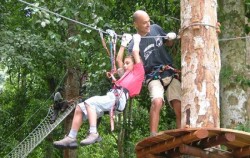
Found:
[220,65,234,85]
[235,121,250,132]
[235,74,250,87]
[220,65,250,87]
[0,0,181,157]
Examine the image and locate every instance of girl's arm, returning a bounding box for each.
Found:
[132,34,141,64]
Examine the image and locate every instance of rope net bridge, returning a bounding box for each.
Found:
[5,99,81,158]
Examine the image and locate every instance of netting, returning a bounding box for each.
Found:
[5,100,79,158]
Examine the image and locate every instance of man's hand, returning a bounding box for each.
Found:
[165,32,176,40]
[121,33,132,47]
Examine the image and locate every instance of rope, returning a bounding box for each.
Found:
[18,0,250,42]
[219,36,250,41]
[5,99,80,158]
[17,0,107,34]
[4,71,68,151]
[105,29,118,82]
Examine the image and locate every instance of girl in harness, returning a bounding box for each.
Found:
[53,34,144,148]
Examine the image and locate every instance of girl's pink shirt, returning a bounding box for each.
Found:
[115,62,145,97]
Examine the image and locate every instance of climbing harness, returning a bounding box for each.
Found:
[99,29,129,131]
[146,64,181,90]
[109,86,129,131]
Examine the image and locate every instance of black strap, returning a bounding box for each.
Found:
[147,75,174,91]
[112,87,129,112]
[163,75,174,90]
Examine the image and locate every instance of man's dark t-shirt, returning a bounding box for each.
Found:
[128,24,174,79]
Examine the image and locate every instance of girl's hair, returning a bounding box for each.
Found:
[124,54,135,63]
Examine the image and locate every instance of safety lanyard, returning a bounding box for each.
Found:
[147,64,181,79]
[99,29,118,83]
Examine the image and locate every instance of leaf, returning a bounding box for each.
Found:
[86,29,92,33]
[41,21,46,27]
[34,3,39,7]
[44,19,50,24]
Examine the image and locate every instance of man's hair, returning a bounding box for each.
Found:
[57,87,63,92]
[132,12,138,22]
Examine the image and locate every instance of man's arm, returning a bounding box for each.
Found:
[132,34,141,64]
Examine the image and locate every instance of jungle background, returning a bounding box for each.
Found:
[0,0,250,157]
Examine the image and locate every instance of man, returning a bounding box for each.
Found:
[53,34,145,148]
[128,10,181,136]
[50,87,69,123]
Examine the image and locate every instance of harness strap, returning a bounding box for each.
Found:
[146,64,180,90]
[109,86,129,131]
[105,29,118,83]
[99,30,110,56]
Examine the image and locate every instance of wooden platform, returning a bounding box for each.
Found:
[135,128,250,158]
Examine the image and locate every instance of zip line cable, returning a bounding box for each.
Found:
[4,71,68,151]
[17,0,250,41]
[219,36,250,41]
[17,0,108,35]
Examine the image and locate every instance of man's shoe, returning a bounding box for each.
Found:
[50,110,59,124]
[80,133,102,146]
[53,136,77,149]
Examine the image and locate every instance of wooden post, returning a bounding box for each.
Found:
[180,0,221,128]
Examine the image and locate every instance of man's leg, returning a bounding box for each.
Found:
[50,103,60,123]
[171,99,181,129]
[61,101,69,112]
[147,79,165,136]
[150,98,164,136]
[166,78,182,129]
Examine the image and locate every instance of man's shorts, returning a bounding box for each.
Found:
[78,89,127,120]
[147,76,181,104]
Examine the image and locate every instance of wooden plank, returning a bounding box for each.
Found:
[135,128,250,158]
[135,134,174,150]
[136,129,208,158]
[179,144,233,158]
[194,133,235,148]
[233,145,250,158]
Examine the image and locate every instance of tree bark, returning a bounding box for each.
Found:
[63,68,80,158]
[62,18,81,158]
[180,0,220,128]
[218,0,249,129]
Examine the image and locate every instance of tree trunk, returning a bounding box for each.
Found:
[180,0,220,128]
[62,19,80,158]
[63,68,80,158]
[218,0,249,129]
[247,19,250,123]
